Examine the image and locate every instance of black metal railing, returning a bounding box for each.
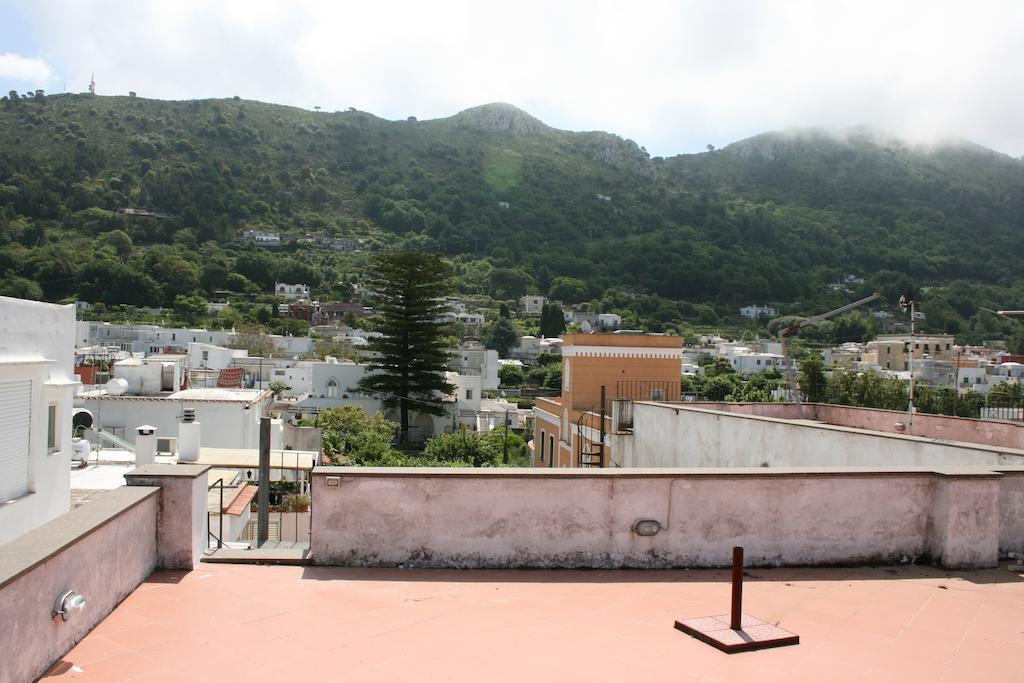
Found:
[207,478,223,550]
[615,379,680,403]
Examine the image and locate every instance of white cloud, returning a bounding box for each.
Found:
[11,0,1024,156]
[0,52,52,85]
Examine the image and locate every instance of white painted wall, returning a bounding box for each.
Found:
[0,297,78,545]
[269,364,312,394]
[73,394,269,450]
[188,343,245,371]
[611,403,1024,469]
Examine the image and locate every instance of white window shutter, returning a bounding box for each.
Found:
[0,380,32,502]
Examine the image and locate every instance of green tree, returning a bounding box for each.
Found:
[542,365,562,389]
[547,276,588,303]
[0,275,43,300]
[172,294,207,325]
[423,428,529,467]
[489,268,532,299]
[98,229,133,258]
[229,324,275,357]
[201,260,230,292]
[357,252,455,443]
[539,302,566,338]
[485,316,519,358]
[798,355,827,403]
[499,364,524,387]
[315,405,401,464]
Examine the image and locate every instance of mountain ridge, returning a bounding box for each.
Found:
[1,92,1022,339]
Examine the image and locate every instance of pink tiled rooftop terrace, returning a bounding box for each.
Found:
[43,563,1024,682]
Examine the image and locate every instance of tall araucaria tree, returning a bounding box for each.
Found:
[357,252,456,443]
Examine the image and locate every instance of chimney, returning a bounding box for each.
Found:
[135,425,157,465]
[178,409,201,462]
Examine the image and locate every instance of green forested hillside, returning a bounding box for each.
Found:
[1,93,1023,338]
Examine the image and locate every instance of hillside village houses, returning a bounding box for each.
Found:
[739,304,778,319]
[519,294,545,315]
[440,300,485,333]
[241,229,281,245]
[275,282,311,300]
[74,316,522,450]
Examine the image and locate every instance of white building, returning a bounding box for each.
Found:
[512,336,563,363]
[275,283,310,300]
[294,359,518,440]
[109,354,187,395]
[188,342,248,372]
[739,305,778,319]
[449,340,500,391]
[730,352,790,374]
[74,388,272,450]
[519,295,546,315]
[0,297,79,545]
[242,229,281,245]
[77,321,236,354]
[440,303,484,331]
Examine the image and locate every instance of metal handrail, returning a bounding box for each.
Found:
[207,478,223,549]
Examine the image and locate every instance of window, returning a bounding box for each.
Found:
[202,351,209,361]
[326,378,338,399]
[0,380,32,502]
[47,404,57,453]
[563,359,571,391]
[651,388,666,401]
[540,430,546,463]
[466,389,473,400]
[549,435,555,467]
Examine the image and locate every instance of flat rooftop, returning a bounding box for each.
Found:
[41,563,1023,681]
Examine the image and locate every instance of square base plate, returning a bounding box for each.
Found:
[674,614,799,653]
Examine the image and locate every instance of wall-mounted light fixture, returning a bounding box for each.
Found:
[632,519,662,537]
[894,421,906,433]
[53,590,86,621]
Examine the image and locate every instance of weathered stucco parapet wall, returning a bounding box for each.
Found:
[997,467,1024,556]
[0,487,159,683]
[686,402,1024,451]
[612,402,1024,469]
[125,464,210,570]
[310,467,1011,570]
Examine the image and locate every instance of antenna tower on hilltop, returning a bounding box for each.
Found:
[88,74,95,95]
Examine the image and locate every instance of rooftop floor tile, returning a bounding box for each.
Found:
[41,563,1024,682]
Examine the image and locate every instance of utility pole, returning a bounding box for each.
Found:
[901,296,916,427]
[502,410,509,464]
[953,347,962,416]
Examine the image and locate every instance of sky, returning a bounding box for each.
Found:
[1,0,1022,158]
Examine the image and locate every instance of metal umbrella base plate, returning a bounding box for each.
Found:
[674,614,799,654]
